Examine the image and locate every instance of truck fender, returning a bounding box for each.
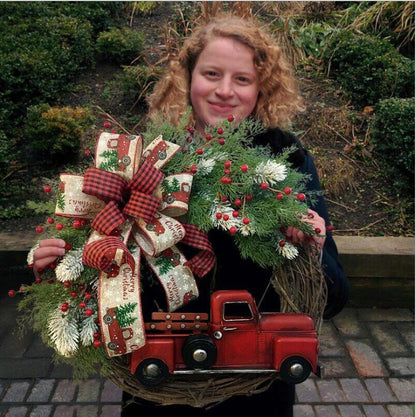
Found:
[130,339,175,375]
[272,337,318,373]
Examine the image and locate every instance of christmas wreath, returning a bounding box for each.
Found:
[12,113,326,407]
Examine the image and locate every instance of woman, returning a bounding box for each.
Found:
[34,15,348,417]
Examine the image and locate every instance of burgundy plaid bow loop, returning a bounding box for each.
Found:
[82,161,164,236]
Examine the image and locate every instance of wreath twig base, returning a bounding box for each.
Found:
[109,357,279,409]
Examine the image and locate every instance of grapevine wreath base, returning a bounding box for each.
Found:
[15,114,329,408]
[110,357,279,408]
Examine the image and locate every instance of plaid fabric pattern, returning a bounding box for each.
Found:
[83,167,127,204]
[128,161,164,194]
[181,223,215,277]
[124,191,159,224]
[91,201,125,236]
[83,236,135,273]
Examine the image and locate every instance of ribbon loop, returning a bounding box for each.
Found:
[91,201,125,236]
[128,160,164,195]
[83,167,127,204]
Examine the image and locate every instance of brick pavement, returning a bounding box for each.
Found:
[0,291,414,417]
[0,231,414,416]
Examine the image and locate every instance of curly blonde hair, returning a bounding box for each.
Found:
[148,15,304,129]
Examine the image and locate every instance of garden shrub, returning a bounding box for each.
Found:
[323,30,414,108]
[102,64,163,111]
[24,104,95,163]
[370,97,415,196]
[0,2,122,138]
[95,27,145,64]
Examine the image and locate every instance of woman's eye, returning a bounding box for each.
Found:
[237,76,250,83]
[205,71,218,78]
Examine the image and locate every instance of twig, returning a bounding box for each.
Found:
[95,106,132,135]
[335,216,388,232]
[325,198,357,212]
[324,122,352,145]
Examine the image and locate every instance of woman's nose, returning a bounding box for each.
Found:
[215,77,234,98]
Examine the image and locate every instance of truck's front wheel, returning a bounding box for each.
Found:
[135,358,169,386]
[182,334,217,369]
[279,356,311,384]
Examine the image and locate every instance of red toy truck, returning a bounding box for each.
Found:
[129,290,323,386]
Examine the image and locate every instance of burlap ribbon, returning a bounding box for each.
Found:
[55,132,215,358]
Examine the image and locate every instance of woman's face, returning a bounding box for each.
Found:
[190,37,260,132]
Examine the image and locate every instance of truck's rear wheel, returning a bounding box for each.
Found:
[279,356,311,384]
[135,358,169,386]
[182,334,217,369]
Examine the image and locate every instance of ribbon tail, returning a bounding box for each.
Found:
[181,223,216,278]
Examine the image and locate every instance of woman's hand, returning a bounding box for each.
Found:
[33,239,66,275]
[285,209,326,251]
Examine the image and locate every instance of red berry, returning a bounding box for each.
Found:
[187,126,195,134]
[85,309,93,317]
[104,121,111,129]
[224,161,232,168]
[279,240,286,247]
[276,193,283,200]
[205,134,212,141]
[297,193,306,201]
[36,226,43,233]
[63,281,71,288]
[84,292,91,300]
[327,225,334,232]
[190,164,197,174]
[61,304,68,312]
[227,115,235,122]
[8,290,16,298]
[79,302,86,309]
[216,213,222,220]
[284,187,292,195]
[229,226,237,234]
[56,223,63,231]
[243,218,250,225]
[73,220,81,229]
[218,138,225,145]
[47,217,54,224]
[260,182,268,190]
[246,194,253,201]
[84,150,91,157]
[232,211,239,218]
[223,214,229,221]
[64,243,72,250]
[315,228,321,234]
[221,176,229,184]
[44,185,51,193]
[35,277,42,284]
[70,291,77,297]
[217,127,224,135]
[235,198,242,206]
[93,332,100,339]
[49,263,56,270]
[93,340,102,348]
[240,164,248,172]
[221,196,228,202]
[224,169,231,175]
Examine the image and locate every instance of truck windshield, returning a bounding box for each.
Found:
[223,302,253,321]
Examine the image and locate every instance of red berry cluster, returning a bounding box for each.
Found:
[187,116,236,174]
